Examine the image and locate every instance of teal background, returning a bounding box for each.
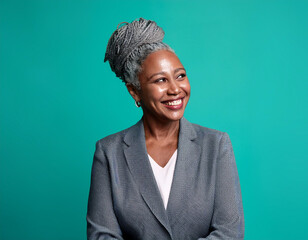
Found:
[1,0,307,239]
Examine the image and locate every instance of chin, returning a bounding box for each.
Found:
[164,112,185,122]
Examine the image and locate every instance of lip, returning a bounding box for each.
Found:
[162,97,184,110]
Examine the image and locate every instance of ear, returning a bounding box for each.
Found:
[126,83,141,102]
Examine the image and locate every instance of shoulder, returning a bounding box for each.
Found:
[185,120,234,159]
[189,120,226,139]
[97,128,127,148]
[184,118,231,146]
[95,121,138,151]
[97,130,128,150]
[191,122,224,137]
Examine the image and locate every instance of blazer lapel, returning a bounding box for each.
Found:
[166,117,201,226]
[123,119,172,237]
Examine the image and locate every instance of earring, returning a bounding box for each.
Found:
[135,101,141,108]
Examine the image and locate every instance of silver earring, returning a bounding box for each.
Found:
[135,101,141,108]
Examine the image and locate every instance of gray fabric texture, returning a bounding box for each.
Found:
[87,117,244,240]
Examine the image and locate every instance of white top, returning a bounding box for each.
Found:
[148,150,178,209]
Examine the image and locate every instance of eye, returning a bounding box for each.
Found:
[154,78,166,83]
[177,73,186,79]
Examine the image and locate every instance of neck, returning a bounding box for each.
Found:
[142,114,180,141]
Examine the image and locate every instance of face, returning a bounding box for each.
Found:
[127,50,191,123]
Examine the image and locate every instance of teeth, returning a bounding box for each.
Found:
[165,99,182,106]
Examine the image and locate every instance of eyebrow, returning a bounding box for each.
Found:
[148,67,186,80]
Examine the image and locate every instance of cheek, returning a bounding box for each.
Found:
[144,85,167,98]
[140,86,165,103]
[157,85,168,94]
[180,80,191,95]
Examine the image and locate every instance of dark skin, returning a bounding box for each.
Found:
[127,50,191,167]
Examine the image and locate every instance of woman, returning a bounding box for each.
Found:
[87,18,244,240]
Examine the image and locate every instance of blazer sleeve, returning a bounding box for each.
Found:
[87,140,124,240]
[198,132,245,240]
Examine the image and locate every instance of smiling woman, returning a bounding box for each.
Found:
[86,18,244,240]
[128,50,191,167]
[129,50,190,125]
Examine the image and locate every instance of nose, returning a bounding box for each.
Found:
[167,79,181,95]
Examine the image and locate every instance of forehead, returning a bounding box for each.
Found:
[141,50,183,73]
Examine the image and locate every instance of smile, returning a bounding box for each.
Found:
[164,99,182,106]
[162,98,184,110]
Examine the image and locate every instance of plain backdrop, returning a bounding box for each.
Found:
[1,0,308,239]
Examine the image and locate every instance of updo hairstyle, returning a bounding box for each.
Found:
[104,18,174,89]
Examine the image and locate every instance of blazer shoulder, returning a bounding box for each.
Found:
[190,122,227,142]
[188,123,230,144]
[96,125,132,150]
[188,122,234,154]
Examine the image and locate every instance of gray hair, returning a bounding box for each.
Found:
[104,18,174,89]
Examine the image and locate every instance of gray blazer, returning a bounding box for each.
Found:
[87,117,244,240]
